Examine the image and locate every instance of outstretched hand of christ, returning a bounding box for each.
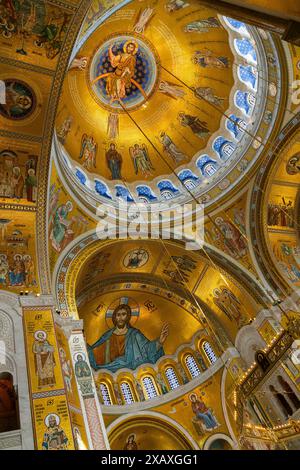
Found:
[159,322,169,346]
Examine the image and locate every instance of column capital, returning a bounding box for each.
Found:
[19,294,55,308]
[54,314,84,339]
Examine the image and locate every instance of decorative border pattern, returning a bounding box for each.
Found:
[53,233,270,318]
[249,112,300,297]
[36,0,92,294]
[0,56,55,77]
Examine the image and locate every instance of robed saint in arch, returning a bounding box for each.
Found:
[88,304,169,373]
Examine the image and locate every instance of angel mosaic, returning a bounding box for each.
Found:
[69,56,88,71]
[159,81,186,100]
[49,201,74,253]
[133,7,155,34]
[159,132,187,164]
[57,116,73,145]
[79,134,98,171]
[213,286,247,327]
[193,49,230,69]
[165,0,190,12]
[184,17,221,33]
[129,144,155,177]
[193,86,225,108]
[178,113,210,140]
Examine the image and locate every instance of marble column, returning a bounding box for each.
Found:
[55,315,110,450]
[20,294,76,450]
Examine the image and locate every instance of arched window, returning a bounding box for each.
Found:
[0,80,5,105]
[185,355,201,379]
[0,372,18,433]
[202,342,218,364]
[184,179,197,190]
[120,381,135,405]
[142,376,158,400]
[165,367,180,390]
[99,383,112,406]
[161,190,174,200]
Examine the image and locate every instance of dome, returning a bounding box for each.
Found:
[54,0,281,210]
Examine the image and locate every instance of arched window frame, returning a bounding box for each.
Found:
[202,341,218,365]
[141,375,159,400]
[99,382,113,406]
[184,354,201,379]
[164,366,180,390]
[120,380,135,405]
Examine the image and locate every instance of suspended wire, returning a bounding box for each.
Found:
[143,12,300,424]
[158,63,300,301]
[119,84,292,304]
[116,101,256,378]
[88,13,299,419]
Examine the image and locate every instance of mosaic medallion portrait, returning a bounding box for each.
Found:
[0,79,36,120]
[90,34,159,111]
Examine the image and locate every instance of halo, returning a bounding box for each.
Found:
[45,413,60,427]
[123,248,149,269]
[105,296,140,328]
[123,40,139,55]
[18,95,32,110]
[213,288,221,297]
[74,352,86,362]
[66,201,73,211]
[34,330,47,341]
[214,217,223,225]
[189,393,197,401]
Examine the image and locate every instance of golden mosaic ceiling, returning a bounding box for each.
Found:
[55,0,283,207]
[57,1,234,180]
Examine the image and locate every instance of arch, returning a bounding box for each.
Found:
[204,433,236,450]
[99,382,113,406]
[249,112,300,298]
[53,233,271,319]
[0,293,34,449]
[201,341,218,365]
[235,325,266,366]
[107,411,199,450]
[164,366,180,390]
[184,354,201,379]
[120,381,135,405]
[0,309,15,352]
[0,371,19,433]
[141,375,159,400]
